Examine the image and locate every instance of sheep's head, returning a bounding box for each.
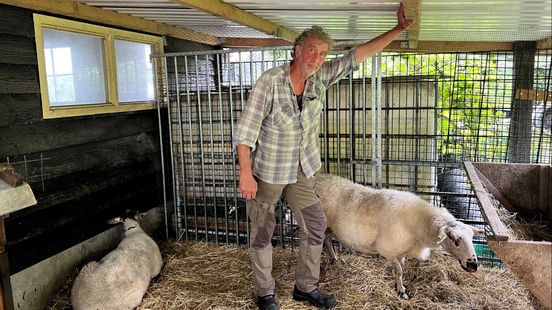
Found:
[438,221,485,272]
[107,210,147,231]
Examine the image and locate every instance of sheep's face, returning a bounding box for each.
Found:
[122,218,140,231]
[439,222,485,272]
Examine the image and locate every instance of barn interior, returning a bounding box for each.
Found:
[0,0,550,309]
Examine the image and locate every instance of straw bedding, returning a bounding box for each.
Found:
[48,240,544,310]
[495,204,552,242]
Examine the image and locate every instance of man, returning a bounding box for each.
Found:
[233,4,412,309]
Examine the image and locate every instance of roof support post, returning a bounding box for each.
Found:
[508,41,536,163]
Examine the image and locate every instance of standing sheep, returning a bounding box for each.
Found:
[70,212,162,310]
[314,174,484,299]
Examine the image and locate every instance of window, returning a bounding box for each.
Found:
[34,14,163,119]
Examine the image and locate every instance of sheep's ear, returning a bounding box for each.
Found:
[108,217,124,224]
[133,212,147,222]
[469,225,485,238]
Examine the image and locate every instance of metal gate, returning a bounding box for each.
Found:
[154,47,552,264]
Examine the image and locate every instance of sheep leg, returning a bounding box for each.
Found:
[392,257,409,299]
[324,234,345,264]
[324,234,338,263]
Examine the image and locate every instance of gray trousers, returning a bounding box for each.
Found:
[247,169,327,297]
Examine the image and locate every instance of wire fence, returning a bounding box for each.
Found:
[155,47,551,265]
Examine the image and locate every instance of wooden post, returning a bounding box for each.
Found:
[0,217,14,310]
[508,41,536,163]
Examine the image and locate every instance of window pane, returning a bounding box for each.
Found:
[43,29,107,106]
[115,40,155,102]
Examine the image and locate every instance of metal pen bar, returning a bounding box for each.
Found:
[184,56,198,242]
[376,52,383,189]
[336,79,341,175]
[361,60,367,184]
[323,88,329,172]
[246,52,254,247]
[349,72,354,179]
[205,54,219,244]
[371,56,377,187]
[174,56,189,241]
[194,55,208,241]
[154,57,169,240]
[216,54,230,245]
[227,53,239,245]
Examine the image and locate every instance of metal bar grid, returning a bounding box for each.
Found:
[155,48,552,265]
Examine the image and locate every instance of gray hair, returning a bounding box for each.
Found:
[291,25,333,59]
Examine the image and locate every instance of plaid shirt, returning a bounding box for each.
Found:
[233,49,358,184]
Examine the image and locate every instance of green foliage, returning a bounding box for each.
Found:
[380,52,516,162]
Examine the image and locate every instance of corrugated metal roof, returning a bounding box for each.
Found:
[76,0,551,44]
[79,0,273,38]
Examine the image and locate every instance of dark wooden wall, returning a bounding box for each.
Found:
[0,4,212,274]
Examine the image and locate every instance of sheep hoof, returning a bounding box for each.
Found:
[330,256,346,265]
[399,292,409,300]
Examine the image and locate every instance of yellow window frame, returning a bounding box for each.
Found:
[34,14,164,119]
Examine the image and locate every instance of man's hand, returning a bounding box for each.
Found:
[239,172,257,200]
[236,144,257,199]
[353,2,414,62]
[397,3,413,31]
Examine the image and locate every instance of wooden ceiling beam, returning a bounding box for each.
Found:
[403,0,421,49]
[537,37,552,49]
[222,37,291,48]
[171,0,298,42]
[384,40,514,52]
[335,40,515,52]
[223,39,516,53]
[0,0,219,45]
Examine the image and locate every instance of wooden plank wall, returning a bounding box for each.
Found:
[0,4,211,274]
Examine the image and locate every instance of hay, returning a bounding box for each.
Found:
[48,241,545,310]
[494,200,552,242]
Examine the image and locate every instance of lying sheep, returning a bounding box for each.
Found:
[314,173,484,299]
[71,212,162,310]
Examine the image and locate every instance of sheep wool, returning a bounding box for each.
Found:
[315,173,483,299]
[70,218,162,310]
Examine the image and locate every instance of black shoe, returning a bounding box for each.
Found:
[292,285,337,309]
[257,294,279,310]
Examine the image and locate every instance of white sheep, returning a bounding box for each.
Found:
[314,173,484,299]
[70,212,162,310]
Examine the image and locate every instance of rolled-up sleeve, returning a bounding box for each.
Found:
[318,49,358,87]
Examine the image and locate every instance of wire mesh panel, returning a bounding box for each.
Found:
[157,49,292,246]
[322,76,438,189]
[155,47,552,264]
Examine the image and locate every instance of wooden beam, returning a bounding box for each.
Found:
[463,162,510,241]
[515,89,551,102]
[244,40,514,53]
[223,39,515,52]
[402,0,421,49]
[537,37,552,50]
[0,217,15,310]
[384,40,514,52]
[222,37,291,48]
[171,0,298,42]
[0,0,219,45]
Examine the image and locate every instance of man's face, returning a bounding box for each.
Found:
[294,36,329,76]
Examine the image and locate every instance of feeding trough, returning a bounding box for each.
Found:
[464,162,552,309]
